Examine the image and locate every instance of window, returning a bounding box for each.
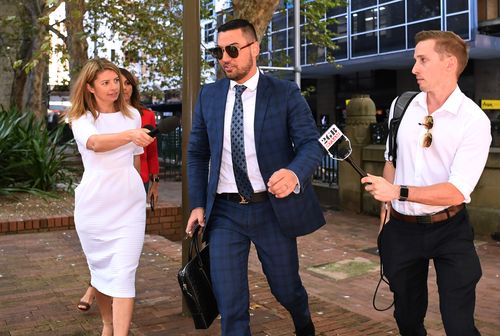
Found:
[204,22,215,43]
[352,8,378,34]
[447,0,468,14]
[272,13,287,32]
[287,9,295,28]
[379,26,406,52]
[329,38,348,60]
[447,13,470,40]
[407,19,441,48]
[379,1,405,29]
[258,53,270,66]
[327,5,347,17]
[260,35,269,53]
[288,28,294,47]
[307,46,326,64]
[351,0,377,11]
[352,32,377,57]
[271,49,289,66]
[327,15,348,36]
[272,31,287,50]
[407,0,440,22]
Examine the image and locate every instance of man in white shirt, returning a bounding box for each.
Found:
[362,31,491,335]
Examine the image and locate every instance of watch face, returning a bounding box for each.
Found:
[399,185,408,201]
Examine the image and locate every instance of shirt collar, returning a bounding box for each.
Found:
[230,69,259,92]
[414,86,463,116]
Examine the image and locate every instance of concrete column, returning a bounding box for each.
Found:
[339,94,376,212]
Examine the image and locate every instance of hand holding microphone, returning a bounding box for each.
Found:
[143,116,180,138]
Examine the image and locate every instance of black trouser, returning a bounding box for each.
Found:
[378,207,482,336]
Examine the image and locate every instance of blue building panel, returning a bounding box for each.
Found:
[257,0,500,70]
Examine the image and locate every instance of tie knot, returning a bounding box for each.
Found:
[234,85,247,97]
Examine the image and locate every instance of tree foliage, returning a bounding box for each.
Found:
[0,0,345,115]
[85,0,185,94]
[299,0,347,63]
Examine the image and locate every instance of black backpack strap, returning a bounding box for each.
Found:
[388,91,419,167]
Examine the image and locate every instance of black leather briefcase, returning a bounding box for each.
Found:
[177,226,219,329]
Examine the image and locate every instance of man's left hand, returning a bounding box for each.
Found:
[267,168,298,198]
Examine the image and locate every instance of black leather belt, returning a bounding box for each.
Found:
[216,192,268,204]
[390,204,465,224]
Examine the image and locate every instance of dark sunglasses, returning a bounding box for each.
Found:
[419,115,433,148]
[209,41,254,60]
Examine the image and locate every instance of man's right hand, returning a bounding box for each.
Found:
[186,207,205,237]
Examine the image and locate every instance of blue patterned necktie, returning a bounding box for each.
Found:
[231,85,254,201]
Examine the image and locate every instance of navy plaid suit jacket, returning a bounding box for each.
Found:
[187,74,325,237]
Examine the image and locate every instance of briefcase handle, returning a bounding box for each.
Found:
[188,225,205,267]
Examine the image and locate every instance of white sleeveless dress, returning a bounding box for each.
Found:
[72,109,145,298]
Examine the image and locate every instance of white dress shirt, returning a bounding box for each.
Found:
[217,71,267,194]
[385,86,492,215]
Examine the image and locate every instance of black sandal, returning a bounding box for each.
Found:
[77,284,94,312]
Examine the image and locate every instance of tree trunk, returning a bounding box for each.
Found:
[10,41,31,113]
[65,0,88,90]
[232,0,279,41]
[9,3,34,112]
[10,0,56,118]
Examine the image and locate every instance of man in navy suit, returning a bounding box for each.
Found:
[186,19,325,336]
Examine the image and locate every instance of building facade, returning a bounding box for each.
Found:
[208,0,500,147]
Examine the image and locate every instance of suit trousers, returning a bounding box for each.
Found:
[207,197,312,336]
[378,207,482,336]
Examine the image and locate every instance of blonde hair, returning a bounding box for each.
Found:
[415,30,468,77]
[67,58,132,122]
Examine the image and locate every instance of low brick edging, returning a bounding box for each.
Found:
[0,203,183,241]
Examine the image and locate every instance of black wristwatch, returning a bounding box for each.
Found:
[399,185,409,202]
[151,176,160,183]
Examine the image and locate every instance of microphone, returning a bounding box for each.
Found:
[338,147,368,178]
[318,124,367,178]
[144,116,180,137]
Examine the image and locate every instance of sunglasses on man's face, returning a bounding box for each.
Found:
[209,41,254,60]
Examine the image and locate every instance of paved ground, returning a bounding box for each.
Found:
[0,182,498,336]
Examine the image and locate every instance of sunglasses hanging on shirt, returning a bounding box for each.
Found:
[419,115,433,148]
[208,41,255,60]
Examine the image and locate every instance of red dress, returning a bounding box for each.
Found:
[140,108,160,183]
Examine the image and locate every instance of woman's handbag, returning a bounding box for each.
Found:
[177,226,219,329]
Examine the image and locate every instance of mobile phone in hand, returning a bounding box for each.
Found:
[150,194,155,214]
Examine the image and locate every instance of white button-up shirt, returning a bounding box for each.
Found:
[217,71,267,194]
[385,86,492,215]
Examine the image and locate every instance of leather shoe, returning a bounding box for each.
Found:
[295,319,315,336]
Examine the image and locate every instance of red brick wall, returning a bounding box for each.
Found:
[0,204,183,241]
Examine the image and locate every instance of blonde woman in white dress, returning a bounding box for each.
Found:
[67,58,153,336]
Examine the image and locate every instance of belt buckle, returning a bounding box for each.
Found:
[239,194,249,205]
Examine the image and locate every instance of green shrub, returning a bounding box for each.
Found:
[0,107,75,196]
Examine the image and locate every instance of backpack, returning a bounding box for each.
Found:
[387,91,419,168]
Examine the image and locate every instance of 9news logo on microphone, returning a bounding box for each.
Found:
[319,124,343,151]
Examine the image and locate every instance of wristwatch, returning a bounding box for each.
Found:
[151,176,160,183]
[399,185,409,202]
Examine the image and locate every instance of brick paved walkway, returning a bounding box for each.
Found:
[0,185,498,335]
